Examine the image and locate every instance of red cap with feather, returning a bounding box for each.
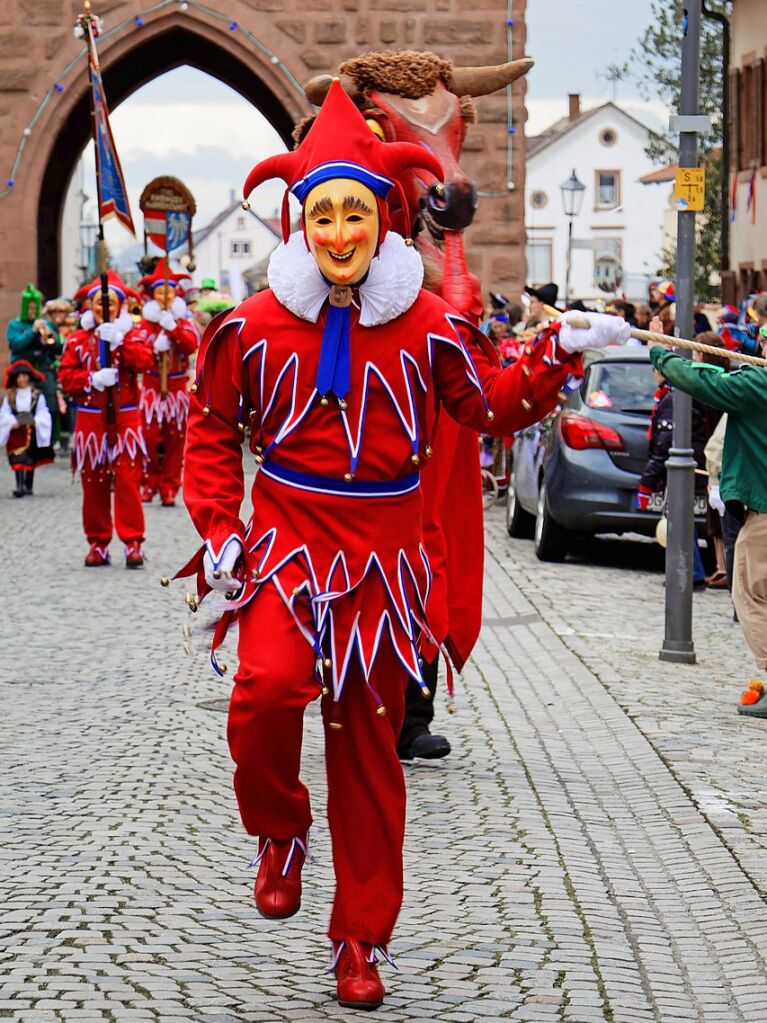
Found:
[243,79,444,243]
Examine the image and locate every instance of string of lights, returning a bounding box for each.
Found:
[1,0,308,199]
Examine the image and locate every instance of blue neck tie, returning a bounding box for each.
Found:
[316,301,351,401]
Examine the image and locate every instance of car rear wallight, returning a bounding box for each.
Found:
[559,411,626,451]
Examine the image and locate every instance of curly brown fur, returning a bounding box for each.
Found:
[459,94,478,124]
[292,114,315,146]
[338,50,453,100]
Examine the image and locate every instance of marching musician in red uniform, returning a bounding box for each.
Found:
[179,82,619,1009]
[59,271,154,568]
[137,260,199,506]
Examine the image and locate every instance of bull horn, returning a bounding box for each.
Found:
[448,57,534,98]
[303,73,361,106]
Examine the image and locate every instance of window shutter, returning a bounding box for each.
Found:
[750,61,763,165]
[758,58,767,167]
[729,68,741,171]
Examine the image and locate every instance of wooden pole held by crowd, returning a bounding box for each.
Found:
[542,304,767,367]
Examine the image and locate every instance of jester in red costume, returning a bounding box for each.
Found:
[136,260,199,506]
[179,81,618,1010]
[58,271,155,568]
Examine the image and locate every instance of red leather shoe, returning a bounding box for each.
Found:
[334,940,386,1010]
[84,543,110,567]
[125,542,145,569]
[253,835,306,919]
[159,490,176,507]
[140,486,155,503]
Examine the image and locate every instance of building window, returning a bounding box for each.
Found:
[599,127,617,147]
[530,189,548,209]
[526,239,553,284]
[595,170,620,208]
[230,239,252,258]
[236,216,246,230]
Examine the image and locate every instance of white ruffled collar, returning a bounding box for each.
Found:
[267,231,423,327]
[143,296,188,322]
[80,309,133,333]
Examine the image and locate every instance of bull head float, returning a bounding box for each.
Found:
[302,51,533,321]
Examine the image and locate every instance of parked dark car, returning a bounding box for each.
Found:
[506,345,707,561]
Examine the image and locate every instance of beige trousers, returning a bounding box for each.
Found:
[732,511,767,673]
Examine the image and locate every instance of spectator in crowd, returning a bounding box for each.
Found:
[606,299,636,325]
[636,328,728,588]
[523,282,558,330]
[6,285,64,433]
[634,303,653,330]
[645,315,767,716]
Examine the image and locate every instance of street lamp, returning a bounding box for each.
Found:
[560,168,586,305]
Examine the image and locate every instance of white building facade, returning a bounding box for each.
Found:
[525,98,672,304]
[727,0,767,301]
[191,197,281,303]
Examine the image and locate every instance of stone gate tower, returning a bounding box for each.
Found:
[0,0,528,332]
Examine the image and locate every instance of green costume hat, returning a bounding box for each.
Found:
[200,277,217,290]
[20,284,43,322]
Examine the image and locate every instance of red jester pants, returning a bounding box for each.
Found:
[81,457,145,545]
[143,417,185,499]
[227,581,407,946]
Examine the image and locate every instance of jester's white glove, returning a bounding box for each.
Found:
[158,310,177,332]
[559,311,632,353]
[203,536,243,594]
[95,321,124,350]
[90,367,118,390]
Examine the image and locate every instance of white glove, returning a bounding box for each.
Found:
[158,310,177,332]
[153,332,172,353]
[203,537,243,595]
[91,367,118,391]
[96,321,124,350]
[559,311,632,353]
[708,484,725,516]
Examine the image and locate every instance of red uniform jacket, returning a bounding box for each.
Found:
[181,283,580,695]
[58,322,155,477]
[136,315,199,430]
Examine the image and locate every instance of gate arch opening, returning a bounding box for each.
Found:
[38,21,301,298]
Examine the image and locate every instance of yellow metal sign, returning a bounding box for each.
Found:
[674,167,705,211]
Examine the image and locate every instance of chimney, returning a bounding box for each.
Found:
[568,93,581,122]
[230,187,236,205]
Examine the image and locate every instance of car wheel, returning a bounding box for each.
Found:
[534,481,568,562]
[506,470,535,539]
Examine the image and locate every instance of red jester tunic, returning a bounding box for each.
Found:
[136,311,199,502]
[58,322,154,547]
[181,250,580,945]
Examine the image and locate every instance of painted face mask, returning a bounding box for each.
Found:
[152,282,178,310]
[304,178,379,286]
[91,290,122,324]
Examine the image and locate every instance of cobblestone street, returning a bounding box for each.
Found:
[2,461,767,1023]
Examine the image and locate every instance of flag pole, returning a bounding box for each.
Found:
[80,0,115,429]
[160,234,170,396]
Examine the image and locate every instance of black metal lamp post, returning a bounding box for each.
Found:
[560,168,586,305]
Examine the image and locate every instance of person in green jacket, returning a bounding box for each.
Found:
[647,317,767,717]
[6,284,64,440]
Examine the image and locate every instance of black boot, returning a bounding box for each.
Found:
[13,469,26,498]
[24,470,34,495]
[397,657,452,761]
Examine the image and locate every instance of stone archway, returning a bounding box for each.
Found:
[0,0,527,334]
[36,18,303,300]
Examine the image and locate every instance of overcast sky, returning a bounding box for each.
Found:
[74,0,670,256]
